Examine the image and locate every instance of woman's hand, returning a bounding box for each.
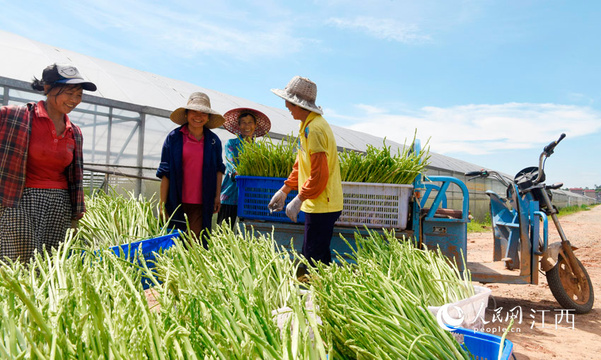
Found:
[214,195,221,213]
[159,202,170,223]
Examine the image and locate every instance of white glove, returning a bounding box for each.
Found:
[285,195,303,222]
[268,189,287,213]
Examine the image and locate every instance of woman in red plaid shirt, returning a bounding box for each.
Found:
[0,64,96,263]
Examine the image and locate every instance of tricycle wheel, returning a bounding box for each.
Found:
[546,255,594,314]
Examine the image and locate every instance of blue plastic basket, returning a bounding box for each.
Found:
[110,232,180,289]
[452,327,514,360]
[236,176,305,224]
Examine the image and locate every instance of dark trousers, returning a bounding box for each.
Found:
[217,204,238,227]
[181,203,207,248]
[303,211,342,266]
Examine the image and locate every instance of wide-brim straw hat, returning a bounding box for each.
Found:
[170,92,225,129]
[223,108,271,138]
[271,76,323,115]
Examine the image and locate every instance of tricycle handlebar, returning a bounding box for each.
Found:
[465,169,512,187]
[535,133,566,184]
[543,133,566,156]
[465,134,566,186]
[464,170,489,182]
[465,170,485,178]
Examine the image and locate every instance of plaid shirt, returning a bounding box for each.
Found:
[0,102,85,219]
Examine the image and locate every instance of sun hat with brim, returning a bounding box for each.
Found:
[271,76,323,115]
[42,64,97,92]
[223,108,271,137]
[170,92,225,129]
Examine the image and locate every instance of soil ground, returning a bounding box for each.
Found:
[467,204,601,360]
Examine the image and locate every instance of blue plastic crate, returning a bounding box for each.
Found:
[110,232,180,289]
[452,327,514,360]
[236,176,305,224]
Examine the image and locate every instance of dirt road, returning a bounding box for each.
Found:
[467,205,601,360]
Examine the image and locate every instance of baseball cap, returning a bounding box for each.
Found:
[42,64,97,91]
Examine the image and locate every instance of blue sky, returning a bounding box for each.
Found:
[2,0,600,189]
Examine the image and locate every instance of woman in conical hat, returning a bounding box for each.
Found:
[218,107,271,227]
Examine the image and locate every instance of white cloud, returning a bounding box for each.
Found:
[327,16,431,43]
[566,92,595,105]
[354,104,388,115]
[336,103,601,155]
[58,0,307,60]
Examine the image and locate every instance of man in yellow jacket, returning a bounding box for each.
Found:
[268,76,343,267]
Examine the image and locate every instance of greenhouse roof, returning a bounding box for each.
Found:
[0,30,484,174]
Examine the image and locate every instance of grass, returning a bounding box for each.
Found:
[467,219,490,233]
[467,213,491,233]
[557,203,598,217]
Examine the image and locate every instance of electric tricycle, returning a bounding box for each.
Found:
[412,134,594,313]
[420,134,593,313]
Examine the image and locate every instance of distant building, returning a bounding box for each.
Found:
[583,189,600,201]
[569,188,585,196]
[569,188,600,202]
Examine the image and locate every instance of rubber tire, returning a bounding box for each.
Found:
[546,255,594,314]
